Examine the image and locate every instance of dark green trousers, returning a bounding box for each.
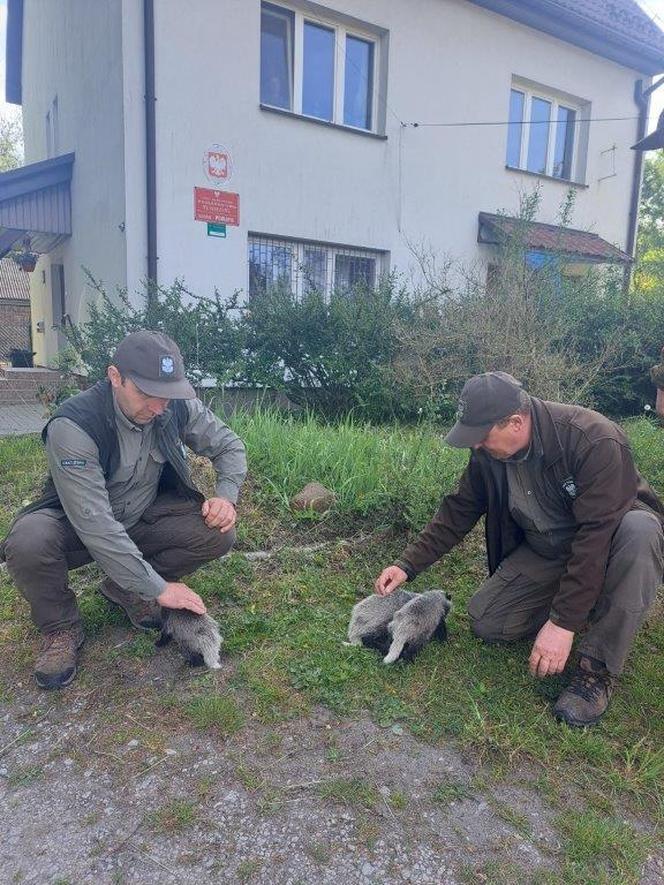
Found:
[4,492,235,634]
[467,510,664,675]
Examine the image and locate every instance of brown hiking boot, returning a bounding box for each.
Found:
[100,579,162,630]
[35,626,85,690]
[553,656,616,727]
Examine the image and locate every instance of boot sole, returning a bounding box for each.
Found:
[553,707,604,728]
[35,665,78,690]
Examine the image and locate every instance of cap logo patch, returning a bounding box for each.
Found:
[456,399,466,420]
[160,355,175,376]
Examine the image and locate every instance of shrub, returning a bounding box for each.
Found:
[241,275,425,421]
[65,191,664,422]
[67,272,245,386]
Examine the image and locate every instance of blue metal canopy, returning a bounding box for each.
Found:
[0,153,74,260]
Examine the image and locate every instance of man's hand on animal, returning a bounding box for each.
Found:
[529,620,574,678]
[1,330,248,691]
[376,371,664,728]
[201,497,236,533]
[157,582,207,615]
[374,565,408,596]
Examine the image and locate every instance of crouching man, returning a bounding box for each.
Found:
[0,330,247,689]
[375,372,664,727]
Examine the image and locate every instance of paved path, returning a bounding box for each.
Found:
[0,404,46,437]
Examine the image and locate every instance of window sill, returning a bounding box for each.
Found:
[505,165,588,189]
[260,104,388,140]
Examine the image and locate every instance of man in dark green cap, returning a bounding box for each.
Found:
[375,372,664,727]
[1,330,247,689]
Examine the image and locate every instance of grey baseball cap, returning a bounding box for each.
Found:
[111,330,196,399]
[445,372,526,448]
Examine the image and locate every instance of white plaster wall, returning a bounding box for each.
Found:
[148,0,646,301]
[20,0,127,365]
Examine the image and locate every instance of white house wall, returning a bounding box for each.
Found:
[17,0,650,365]
[20,0,127,365]
[149,0,645,300]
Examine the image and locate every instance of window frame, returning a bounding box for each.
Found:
[260,1,381,135]
[506,83,584,183]
[248,233,386,301]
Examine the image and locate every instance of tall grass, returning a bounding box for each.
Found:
[228,408,468,529]
[624,417,664,497]
[3,412,662,538]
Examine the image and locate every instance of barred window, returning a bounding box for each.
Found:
[248,234,385,299]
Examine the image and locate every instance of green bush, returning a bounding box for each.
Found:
[64,200,664,422]
[67,273,245,386]
[241,276,428,421]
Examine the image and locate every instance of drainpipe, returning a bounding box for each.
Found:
[626,79,650,268]
[144,0,157,292]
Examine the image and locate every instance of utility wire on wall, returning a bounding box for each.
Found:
[402,116,642,129]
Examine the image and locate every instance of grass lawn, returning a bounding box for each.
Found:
[0,411,662,883]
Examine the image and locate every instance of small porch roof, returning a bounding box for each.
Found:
[477,212,633,265]
[0,153,75,260]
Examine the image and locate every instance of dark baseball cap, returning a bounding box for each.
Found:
[445,372,526,448]
[111,330,196,399]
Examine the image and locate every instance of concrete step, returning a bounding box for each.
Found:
[0,368,62,382]
[0,390,42,405]
[0,368,62,398]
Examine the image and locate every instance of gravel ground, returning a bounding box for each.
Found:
[1,630,662,885]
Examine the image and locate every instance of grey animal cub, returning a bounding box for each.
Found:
[157,609,223,669]
[347,589,451,664]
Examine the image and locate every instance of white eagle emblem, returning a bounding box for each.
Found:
[160,355,175,375]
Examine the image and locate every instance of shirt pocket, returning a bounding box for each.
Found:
[149,446,167,466]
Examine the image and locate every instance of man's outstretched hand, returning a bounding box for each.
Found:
[374,565,408,596]
[529,619,574,677]
[201,497,236,533]
[157,581,207,615]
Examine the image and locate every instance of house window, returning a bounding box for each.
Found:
[248,234,385,299]
[259,2,381,133]
[260,4,294,110]
[506,82,584,182]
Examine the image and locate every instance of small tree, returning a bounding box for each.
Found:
[0,114,23,172]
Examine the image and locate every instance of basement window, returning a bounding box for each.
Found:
[248,234,386,299]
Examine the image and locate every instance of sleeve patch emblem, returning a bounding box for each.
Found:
[61,458,87,468]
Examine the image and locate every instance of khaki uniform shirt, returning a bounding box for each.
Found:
[44,396,247,598]
[505,423,577,560]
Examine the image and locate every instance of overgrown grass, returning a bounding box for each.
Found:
[229,408,467,529]
[0,411,662,882]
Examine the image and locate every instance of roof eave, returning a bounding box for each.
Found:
[468,0,664,75]
[5,0,23,106]
[477,212,633,265]
[0,153,75,202]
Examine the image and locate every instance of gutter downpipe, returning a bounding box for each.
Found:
[626,80,650,268]
[144,0,157,293]
[625,76,664,288]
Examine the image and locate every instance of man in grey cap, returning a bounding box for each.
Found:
[1,330,247,689]
[375,372,664,727]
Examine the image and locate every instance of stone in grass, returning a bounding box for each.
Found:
[290,482,336,513]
